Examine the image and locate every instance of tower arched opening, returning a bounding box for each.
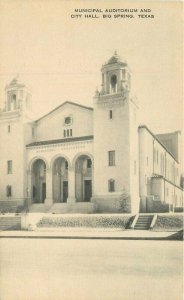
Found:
[110,74,117,93]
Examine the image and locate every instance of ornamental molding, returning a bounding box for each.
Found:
[34,144,89,153]
[96,92,129,108]
[27,139,93,151]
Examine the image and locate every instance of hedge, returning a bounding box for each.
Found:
[153,214,183,231]
[37,215,133,229]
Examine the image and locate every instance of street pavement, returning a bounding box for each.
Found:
[0,227,180,240]
[0,237,182,300]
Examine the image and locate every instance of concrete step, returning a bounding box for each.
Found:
[137,217,152,220]
[29,204,49,213]
[134,214,154,230]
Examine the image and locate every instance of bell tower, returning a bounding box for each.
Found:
[4,77,32,115]
[0,77,33,209]
[92,52,139,213]
[100,51,131,95]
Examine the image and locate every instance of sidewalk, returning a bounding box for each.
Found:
[0,227,180,240]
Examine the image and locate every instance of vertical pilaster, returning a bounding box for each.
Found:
[67,166,76,204]
[45,167,53,207]
[26,170,32,209]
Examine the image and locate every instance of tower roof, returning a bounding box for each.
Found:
[106,51,127,66]
[9,77,19,86]
[6,76,25,89]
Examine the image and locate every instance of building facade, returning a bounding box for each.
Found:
[0,53,183,214]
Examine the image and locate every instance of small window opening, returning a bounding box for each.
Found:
[108,179,115,192]
[108,151,115,166]
[6,185,12,197]
[32,128,35,138]
[109,110,113,119]
[7,160,12,174]
[87,159,92,168]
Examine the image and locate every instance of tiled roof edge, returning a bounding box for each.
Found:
[26,135,94,147]
[138,125,179,163]
[36,101,93,123]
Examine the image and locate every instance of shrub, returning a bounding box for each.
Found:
[119,193,131,213]
[37,215,132,229]
[153,214,183,231]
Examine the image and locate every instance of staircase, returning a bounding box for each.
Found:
[29,204,49,213]
[0,216,21,230]
[134,214,154,230]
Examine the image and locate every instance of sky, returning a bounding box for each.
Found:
[0,0,183,134]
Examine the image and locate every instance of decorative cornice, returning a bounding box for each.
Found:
[95,92,128,108]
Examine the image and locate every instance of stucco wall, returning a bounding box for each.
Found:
[0,115,25,200]
[35,104,93,141]
[93,97,130,197]
[139,126,181,204]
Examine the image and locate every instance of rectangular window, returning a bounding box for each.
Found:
[32,127,35,138]
[108,179,115,192]
[8,125,11,133]
[70,129,72,137]
[109,110,113,119]
[67,129,70,137]
[108,151,115,166]
[157,151,159,164]
[64,130,66,137]
[6,185,12,197]
[7,160,12,174]
[87,159,92,168]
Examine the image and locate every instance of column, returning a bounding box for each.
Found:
[45,167,53,207]
[67,166,76,204]
[26,170,32,209]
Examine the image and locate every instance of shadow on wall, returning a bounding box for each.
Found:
[0,200,26,214]
[140,196,170,213]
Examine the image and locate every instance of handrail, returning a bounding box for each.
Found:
[150,214,157,229]
[130,214,139,229]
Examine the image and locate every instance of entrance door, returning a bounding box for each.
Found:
[63,181,68,203]
[42,182,46,203]
[84,180,92,202]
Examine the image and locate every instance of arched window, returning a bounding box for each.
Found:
[108,179,115,192]
[110,75,117,93]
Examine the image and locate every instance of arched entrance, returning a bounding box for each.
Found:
[32,159,46,203]
[75,155,92,202]
[53,157,68,203]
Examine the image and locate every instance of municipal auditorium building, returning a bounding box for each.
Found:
[0,53,183,214]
